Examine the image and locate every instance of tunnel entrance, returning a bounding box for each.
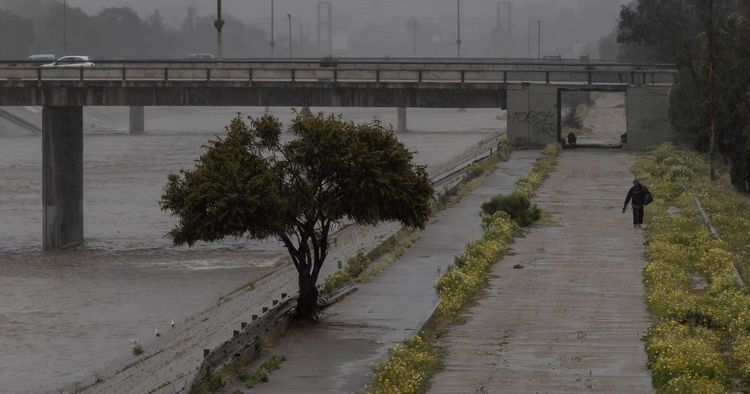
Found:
[558,89,627,149]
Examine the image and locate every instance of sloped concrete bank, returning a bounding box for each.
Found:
[69,136,503,394]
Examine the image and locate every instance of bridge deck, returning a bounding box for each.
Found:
[0,61,674,107]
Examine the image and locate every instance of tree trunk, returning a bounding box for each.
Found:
[729,151,750,193]
[295,273,319,319]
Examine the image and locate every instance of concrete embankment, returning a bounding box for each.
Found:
[66,133,502,394]
[429,150,652,393]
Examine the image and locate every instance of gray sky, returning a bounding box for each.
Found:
[18,0,630,57]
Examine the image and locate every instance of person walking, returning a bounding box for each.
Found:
[623,179,651,228]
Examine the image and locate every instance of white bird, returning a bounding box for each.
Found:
[171,319,175,328]
[155,329,161,337]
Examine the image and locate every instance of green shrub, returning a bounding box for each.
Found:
[323,251,369,294]
[481,193,540,227]
[132,344,144,356]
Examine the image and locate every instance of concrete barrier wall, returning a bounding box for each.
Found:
[625,86,675,150]
[506,84,559,146]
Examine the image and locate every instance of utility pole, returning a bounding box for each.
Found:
[456,0,462,58]
[288,13,293,58]
[317,2,333,56]
[407,17,418,57]
[270,0,275,57]
[537,20,541,60]
[214,0,225,60]
[63,0,67,53]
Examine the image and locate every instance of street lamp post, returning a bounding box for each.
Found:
[456,0,462,58]
[63,0,67,53]
[270,0,275,57]
[537,20,541,60]
[214,0,225,60]
[288,13,293,58]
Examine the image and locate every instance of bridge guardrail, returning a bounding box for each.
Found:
[0,65,676,86]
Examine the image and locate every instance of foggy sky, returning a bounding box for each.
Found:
[3,0,630,58]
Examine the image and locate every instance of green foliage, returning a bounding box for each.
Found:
[497,138,511,157]
[189,372,227,394]
[634,144,750,391]
[243,355,286,388]
[161,113,434,318]
[617,2,750,192]
[435,213,518,321]
[514,144,562,199]
[131,344,144,356]
[481,193,541,227]
[366,335,442,394]
[322,251,369,294]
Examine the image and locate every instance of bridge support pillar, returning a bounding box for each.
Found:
[129,106,145,135]
[43,106,84,250]
[397,107,407,132]
[506,85,559,147]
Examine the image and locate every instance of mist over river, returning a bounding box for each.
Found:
[0,107,502,392]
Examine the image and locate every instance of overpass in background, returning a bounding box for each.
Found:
[0,58,677,250]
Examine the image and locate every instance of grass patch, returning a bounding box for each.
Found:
[365,144,562,394]
[633,144,750,391]
[242,354,286,388]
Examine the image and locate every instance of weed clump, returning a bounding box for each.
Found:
[481,193,540,227]
[132,344,144,356]
[243,354,286,388]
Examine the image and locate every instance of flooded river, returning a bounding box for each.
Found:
[0,107,501,392]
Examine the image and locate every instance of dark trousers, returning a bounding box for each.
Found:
[632,204,644,225]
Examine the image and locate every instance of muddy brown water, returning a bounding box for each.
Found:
[0,107,501,392]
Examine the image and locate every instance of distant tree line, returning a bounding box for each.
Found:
[0,0,312,59]
[609,0,750,192]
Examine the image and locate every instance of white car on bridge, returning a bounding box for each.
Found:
[40,56,95,68]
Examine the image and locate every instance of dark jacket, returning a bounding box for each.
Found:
[624,184,649,207]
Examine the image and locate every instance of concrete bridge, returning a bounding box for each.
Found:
[0,58,677,250]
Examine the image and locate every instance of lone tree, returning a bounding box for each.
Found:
[160,113,433,318]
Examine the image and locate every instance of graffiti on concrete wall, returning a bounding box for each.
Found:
[509,111,557,137]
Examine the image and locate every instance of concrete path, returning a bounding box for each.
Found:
[578,92,626,147]
[429,150,653,393]
[232,151,541,394]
